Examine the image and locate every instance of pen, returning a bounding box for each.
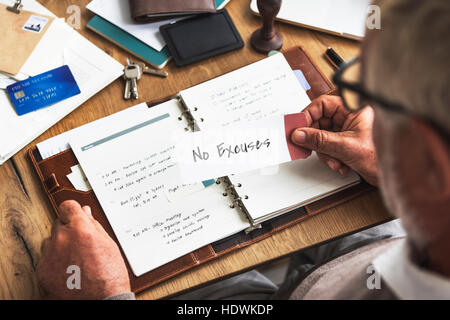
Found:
[325,47,344,69]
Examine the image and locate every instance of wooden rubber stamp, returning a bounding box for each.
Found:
[251,0,283,53]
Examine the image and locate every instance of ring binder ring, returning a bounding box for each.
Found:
[176,95,198,132]
[221,176,260,233]
[232,196,249,202]
[225,183,242,191]
[173,95,261,232]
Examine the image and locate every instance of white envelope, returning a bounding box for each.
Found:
[0,0,123,165]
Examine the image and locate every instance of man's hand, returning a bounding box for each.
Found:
[291,95,378,186]
[37,200,131,300]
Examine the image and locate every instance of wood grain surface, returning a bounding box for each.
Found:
[0,0,392,300]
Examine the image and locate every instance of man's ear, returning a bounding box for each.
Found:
[394,118,450,204]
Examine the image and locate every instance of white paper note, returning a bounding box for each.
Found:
[163,182,205,203]
[22,15,49,33]
[67,165,92,192]
[176,114,310,183]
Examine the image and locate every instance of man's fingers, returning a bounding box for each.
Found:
[58,200,84,224]
[302,95,350,128]
[291,128,346,159]
[319,118,332,130]
[51,219,64,239]
[338,165,351,175]
[82,205,93,219]
[317,153,352,175]
[317,153,343,171]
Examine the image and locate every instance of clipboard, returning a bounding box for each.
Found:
[0,3,54,75]
[29,46,374,293]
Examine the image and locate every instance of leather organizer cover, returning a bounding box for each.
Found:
[29,46,373,294]
[129,0,217,22]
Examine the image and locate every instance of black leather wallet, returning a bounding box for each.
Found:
[160,10,244,67]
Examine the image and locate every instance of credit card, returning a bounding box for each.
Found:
[6,65,81,116]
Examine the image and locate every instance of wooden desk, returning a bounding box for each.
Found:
[0,0,392,300]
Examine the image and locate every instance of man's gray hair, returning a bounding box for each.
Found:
[365,0,450,134]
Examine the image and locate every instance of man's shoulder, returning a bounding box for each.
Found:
[291,238,404,300]
[331,268,398,300]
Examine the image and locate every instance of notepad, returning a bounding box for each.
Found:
[68,54,360,276]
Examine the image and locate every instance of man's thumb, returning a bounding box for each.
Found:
[291,128,344,158]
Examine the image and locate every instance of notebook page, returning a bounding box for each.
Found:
[70,100,249,276]
[228,153,360,222]
[37,103,150,159]
[180,53,311,130]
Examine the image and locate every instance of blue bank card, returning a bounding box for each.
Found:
[7,65,81,116]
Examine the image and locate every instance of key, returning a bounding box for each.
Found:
[123,77,131,100]
[142,67,168,78]
[135,62,168,78]
[130,76,138,100]
[123,64,141,100]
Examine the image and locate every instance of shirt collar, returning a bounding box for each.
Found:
[372,239,450,299]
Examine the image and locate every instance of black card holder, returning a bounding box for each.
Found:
[160,9,244,67]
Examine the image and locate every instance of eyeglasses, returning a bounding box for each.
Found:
[332,57,409,113]
[332,57,449,142]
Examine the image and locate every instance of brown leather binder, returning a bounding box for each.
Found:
[29,46,372,293]
[129,0,217,22]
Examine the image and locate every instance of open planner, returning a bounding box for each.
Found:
[30,47,371,292]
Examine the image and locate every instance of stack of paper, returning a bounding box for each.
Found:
[0,0,123,165]
[85,0,231,69]
[86,0,178,52]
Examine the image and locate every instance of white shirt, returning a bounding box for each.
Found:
[373,239,450,299]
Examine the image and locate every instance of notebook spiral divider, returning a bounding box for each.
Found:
[175,94,202,132]
[175,94,262,234]
[216,177,262,234]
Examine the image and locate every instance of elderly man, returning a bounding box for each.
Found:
[37,0,450,299]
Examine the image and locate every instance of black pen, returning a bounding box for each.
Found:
[325,47,344,69]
